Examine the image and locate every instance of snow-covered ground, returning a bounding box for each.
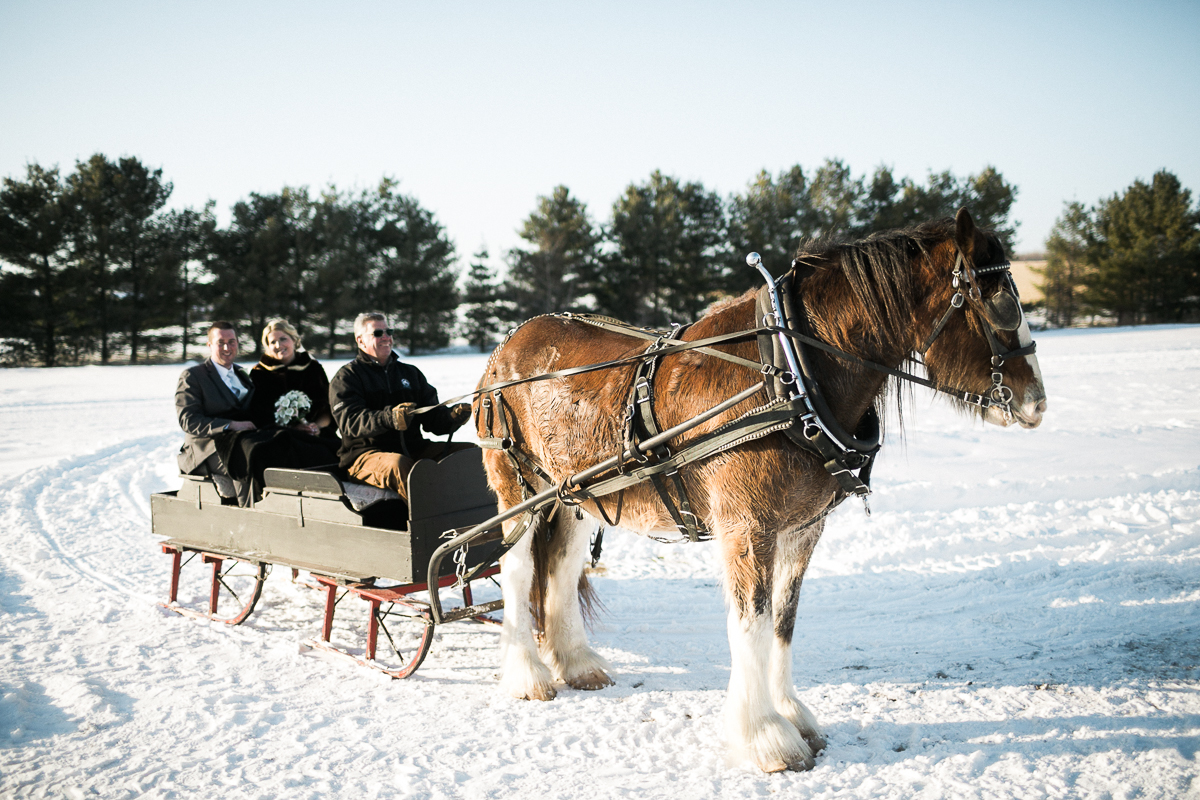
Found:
[1,326,1198,799]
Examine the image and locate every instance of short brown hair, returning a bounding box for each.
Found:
[207,321,238,340]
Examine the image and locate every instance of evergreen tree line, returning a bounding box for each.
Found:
[465,160,1019,346]
[1,154,1019,366]
[1040,170,1200,327]
[0,156,459,366]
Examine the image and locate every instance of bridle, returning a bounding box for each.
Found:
[918,248,1037,424]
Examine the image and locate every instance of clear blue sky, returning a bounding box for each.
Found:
[2,0,1197,265]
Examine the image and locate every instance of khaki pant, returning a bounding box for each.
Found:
[348,442,476,501]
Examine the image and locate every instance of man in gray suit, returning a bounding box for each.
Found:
[175,321,257,504]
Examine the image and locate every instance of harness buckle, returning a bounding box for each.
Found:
[962,392,985,407]
[951,292,965,308]
[779,371,797,386]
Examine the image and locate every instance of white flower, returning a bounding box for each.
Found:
[274,390,313,426]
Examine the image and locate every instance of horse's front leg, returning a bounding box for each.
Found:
[768,520,826,756]
[721,526,817,772]
[538,511,614,690]
[498,513,556,701]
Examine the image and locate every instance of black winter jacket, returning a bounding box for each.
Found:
[249,351,335,432]
[329,350,459,468]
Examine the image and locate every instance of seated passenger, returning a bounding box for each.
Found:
[175,321,257,505]
[249,318,337,443]
[330,312,473,500]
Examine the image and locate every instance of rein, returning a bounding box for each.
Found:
[424,245,1042,622]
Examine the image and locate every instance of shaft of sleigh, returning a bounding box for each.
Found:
[426,381,766,623]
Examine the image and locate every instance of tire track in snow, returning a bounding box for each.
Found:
[0,433,180,603]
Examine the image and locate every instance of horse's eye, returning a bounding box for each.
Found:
[984,289,1022,331]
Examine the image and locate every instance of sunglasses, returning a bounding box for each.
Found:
[368,328,395,338]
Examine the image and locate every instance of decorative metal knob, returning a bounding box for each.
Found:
[746,252,762,268]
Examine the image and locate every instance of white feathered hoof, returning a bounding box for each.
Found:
[742,714,817,773]
[500,649,557,701]
[778,697,826,755]
[566,668,614,691]
[541,645,614,692]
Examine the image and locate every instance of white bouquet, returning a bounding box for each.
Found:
[274,390,312,427]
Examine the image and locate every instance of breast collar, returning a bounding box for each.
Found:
[755,264,880,507]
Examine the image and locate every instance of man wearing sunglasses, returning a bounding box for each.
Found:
[329,311,473,499]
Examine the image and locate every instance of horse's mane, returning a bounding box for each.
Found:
[789,218,962,440]
[792,217,957,349]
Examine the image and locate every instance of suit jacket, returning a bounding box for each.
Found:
[175,358,256,474]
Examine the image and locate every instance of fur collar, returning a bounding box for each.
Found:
[256,351,314,372]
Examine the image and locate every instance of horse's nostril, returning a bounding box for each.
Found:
[1035,400,1047,414]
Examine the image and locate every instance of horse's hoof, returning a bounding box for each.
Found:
[514,683,557,701]
[743,716,816,773]
[566,669,614,690]
[803,732,827,755]
[786,752,817,772]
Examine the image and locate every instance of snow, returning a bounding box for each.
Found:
[1,326,1198,799]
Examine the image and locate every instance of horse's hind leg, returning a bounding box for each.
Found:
[768,520,826,755]
[539,511,613,690]
[719,522,816,772]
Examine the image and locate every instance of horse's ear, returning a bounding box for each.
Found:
[954,207,976,259]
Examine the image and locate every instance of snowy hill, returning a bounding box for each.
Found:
[1,326,1197,799]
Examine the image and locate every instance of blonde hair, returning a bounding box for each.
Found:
[261,318,303,351]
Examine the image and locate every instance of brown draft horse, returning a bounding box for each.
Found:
[474,209,1047,772]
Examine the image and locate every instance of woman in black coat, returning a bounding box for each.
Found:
[249,319,337,439]
[211,319,339,503]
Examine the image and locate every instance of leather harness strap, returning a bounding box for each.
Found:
[623,325,710,542]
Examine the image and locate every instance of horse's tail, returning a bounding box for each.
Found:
[529,505,602,633]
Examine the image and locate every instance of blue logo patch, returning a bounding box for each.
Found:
[401,378,411,389]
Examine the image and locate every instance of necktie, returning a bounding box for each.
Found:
[226,370,244,400]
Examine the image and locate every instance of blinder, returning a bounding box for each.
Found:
[983,286,1022,331]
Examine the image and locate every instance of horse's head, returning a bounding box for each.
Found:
[920,209,1046,429]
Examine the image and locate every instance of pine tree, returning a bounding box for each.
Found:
[371,179,459,354]
[307,187,378,358]
[726,166,815,293]
[155,204,216,361]
[1085,171,1200,324]
[601,172,726,327]
[504,186,598,323]
[1041,202,1094,327]
[460,247,503,352]
[0,164,78,366]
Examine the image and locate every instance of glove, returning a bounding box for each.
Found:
[390,402,416,431]
[448,403,472,429]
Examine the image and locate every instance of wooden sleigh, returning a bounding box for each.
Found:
[152,447,505,678]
